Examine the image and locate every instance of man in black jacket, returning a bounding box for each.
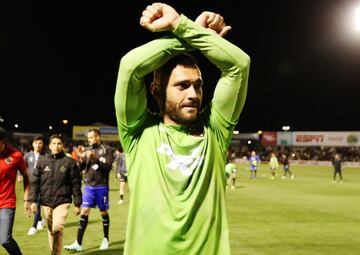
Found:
[65,128,114,252]
[29,134,82,255]
[332,153,343,183]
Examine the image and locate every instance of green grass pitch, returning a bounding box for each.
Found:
[5,163,360,255]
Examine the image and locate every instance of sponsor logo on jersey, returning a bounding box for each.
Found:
[5,157,13,164]
[157,143,203,177]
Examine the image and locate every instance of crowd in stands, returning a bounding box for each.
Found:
[6,133,360,162]
[230,141,360,162]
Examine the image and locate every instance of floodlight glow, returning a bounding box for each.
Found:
[247,140,251,144]
[355,7,360,31]
[49,125,53,130]
[63,119,69,125]
[257,130,263,135]
[282,125,290,131]
[14,124,19,128]
[233,130,239,135]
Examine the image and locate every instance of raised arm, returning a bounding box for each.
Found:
[115,3,250,149]
[140,3,250,122]
[174,16,250,123]
[115,4,232,129]
[114,5,190,151]
[114,34,189,130]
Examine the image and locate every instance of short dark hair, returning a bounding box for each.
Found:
[153,53,199,88]
[49,134,64,144]
[88,128,100,136]
[33,135,44,142]
[153,53,199,110]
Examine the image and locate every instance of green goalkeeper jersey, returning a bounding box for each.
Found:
[115,14,250,255]
[226,163,237,176]
[269,156,279,169]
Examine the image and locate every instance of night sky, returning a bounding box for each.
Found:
[2,0,360,134]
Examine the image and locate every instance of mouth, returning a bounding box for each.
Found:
[182,106,198,113]
[181,102,199,108]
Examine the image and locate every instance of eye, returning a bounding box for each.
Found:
[177,82,189,90]
[194,83,202,91]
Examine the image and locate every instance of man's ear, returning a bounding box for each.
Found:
[150,82,160,101]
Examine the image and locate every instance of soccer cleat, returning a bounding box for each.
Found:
[230,186,235,190]
[118,199,124,204]
[27,227,37,236]
[281,176,286,179]
[36,220,44,230]
[64,240,83,252]
[99,238,109,250]
[291,175,295,179]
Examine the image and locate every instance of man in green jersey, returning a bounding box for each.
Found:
[225,152,237,190]
[269,152,279,179]
[115,3,250,255]
[225,161,237,190]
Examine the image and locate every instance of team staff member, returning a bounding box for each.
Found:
[116,147,127,204]
[332,153,343,183]
[28,134,82,255]
[65,129,114,251]
[24,135,46,235]
[0,127,31,255]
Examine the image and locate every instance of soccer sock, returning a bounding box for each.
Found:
[120,194,124,200]
[2,238,22,255]
[102,214,110,239]
[77,215,88,245]
[232,178,236,186]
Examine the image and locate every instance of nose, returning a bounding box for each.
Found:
[186,85,199,99]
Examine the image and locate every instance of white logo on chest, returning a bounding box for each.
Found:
[156,143,203,176]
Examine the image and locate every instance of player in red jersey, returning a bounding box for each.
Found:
[0,127,31,255]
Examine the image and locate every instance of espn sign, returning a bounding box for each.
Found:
[296,134,324,143]
[293,132,360,146]
[261,131,360,146]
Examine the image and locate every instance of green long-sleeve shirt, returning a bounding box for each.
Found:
[269,156,279,169]
[115,14,250,255]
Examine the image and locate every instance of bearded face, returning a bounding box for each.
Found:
[161,65,203,126]
[164,95,200,126]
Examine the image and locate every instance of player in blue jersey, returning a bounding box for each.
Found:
[249,150,260,179]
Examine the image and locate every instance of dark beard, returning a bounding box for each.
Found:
[166,101,199,126]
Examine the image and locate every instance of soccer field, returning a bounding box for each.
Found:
[5,164,360,255]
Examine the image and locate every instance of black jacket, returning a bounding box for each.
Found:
[28,151,82,208]
[80,143,114,186]
[332,158,342,172]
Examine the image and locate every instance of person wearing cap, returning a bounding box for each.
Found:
[0,127,31,255]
